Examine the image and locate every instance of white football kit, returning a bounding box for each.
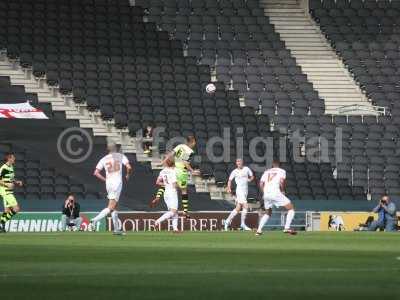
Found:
[158,167,178,210]
[96,153,129,201]
[260,167,291,209]
[228,166,253,204]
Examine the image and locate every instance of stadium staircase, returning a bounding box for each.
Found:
[260,0,377,115]
[0,51,234,203]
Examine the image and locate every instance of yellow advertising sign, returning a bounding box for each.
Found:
[320,212,378,231]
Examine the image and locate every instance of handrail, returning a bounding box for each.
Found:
[336,104,387,116]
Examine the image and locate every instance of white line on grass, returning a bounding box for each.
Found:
[1,267,399,278]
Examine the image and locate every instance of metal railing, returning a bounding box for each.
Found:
[336,104,387,116]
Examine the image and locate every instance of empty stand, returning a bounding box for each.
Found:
[262,0,373,114]
[137,0,326,116]
[0,0,367,204]
[310,0,400,113]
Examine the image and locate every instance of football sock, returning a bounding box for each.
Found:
[257,214,270,233]
[226,209,238,225]
[284,209,295,230]
[0,209,16,225]
[156,187,165,199]
[155,211,174,226]
[241,208,248,226]
[182,194,189,214]
[172,213,178,231]
[92,207,110,222]
[111,210,120,231]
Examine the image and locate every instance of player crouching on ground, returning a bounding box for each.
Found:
[0,153,23,233]
[256,160,297,236]
[90,142,132,235]
[224,158,255,231]
[152,158,180,233]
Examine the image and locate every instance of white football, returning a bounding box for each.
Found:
[205,83,216,94]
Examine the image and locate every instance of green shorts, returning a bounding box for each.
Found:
[0,189,18,208]
[176,168,189,189]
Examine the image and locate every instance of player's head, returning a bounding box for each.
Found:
[164,157,175,168]
[186,135,196,148]
[107,141,118,153]
[4,152,15,165]
[272,159,280,168]
[235,158,244,168]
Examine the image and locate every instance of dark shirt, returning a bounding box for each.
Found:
[62,203,80,219]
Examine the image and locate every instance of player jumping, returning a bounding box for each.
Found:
[0,153,23,233]
[151,136,199,219]
[224,158,254,231]
[90,142,132,234]
[256,160,297,236]
[153,158,180,233]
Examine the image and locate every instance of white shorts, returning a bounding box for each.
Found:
[263,193,291,209]
[164,191,178,210]
[106,181,123,202]
[235,189,248,204]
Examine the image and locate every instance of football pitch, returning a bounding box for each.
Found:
[0,232,399,300]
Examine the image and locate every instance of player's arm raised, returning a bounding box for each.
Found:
[185,161,200,176]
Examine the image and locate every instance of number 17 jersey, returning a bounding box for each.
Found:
[260,167,286,195]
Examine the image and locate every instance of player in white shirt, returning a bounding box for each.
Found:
[90,142,132,234]
[153,158,180,232]
[256,160,297,236]
[224,158,254,231]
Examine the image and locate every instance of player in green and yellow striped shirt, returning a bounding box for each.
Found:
[151,136,200,219]
[0,153,23,232]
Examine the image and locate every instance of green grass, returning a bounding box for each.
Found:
[0,232,399,300]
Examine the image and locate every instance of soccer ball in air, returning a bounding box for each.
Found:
[205,83,216,94]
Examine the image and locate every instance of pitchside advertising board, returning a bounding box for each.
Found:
[5,212,260,232]
[4,212,106,232]
[111,212,260,232]
[319,212,378,231]
[4,211,307,232]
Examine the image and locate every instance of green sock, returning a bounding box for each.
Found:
[182,194,189,214]
[0,210,16,224]
[156,187,165,199]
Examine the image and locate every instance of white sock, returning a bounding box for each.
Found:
[92,208,110,222]
[284,209,295,230]
[172,213,178,231]
[111,210,120,231]
[226,209,238,225]
[257,214,270,232]
[155,211,174,226]
[241,208,248,226]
